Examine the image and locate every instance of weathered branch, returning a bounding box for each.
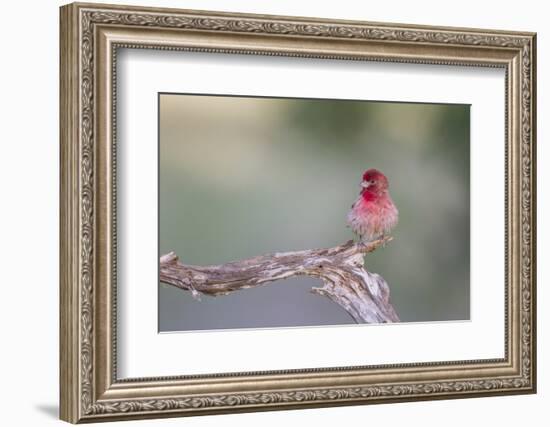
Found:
[160,238,399,324]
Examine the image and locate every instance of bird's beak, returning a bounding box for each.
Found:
[360,181,370,188]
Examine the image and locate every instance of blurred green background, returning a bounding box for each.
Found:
[159,94,470,331]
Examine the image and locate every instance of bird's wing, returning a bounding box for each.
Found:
[350,196,362,210]
[346,200,358,228]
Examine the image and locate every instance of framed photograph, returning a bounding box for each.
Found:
[60,2,537,423]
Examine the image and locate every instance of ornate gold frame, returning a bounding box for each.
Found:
[60,2,537,423]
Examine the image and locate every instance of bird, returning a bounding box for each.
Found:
[346,169,398,244]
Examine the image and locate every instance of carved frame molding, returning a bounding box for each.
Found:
[60,2,536,423]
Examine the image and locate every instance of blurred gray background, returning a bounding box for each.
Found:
[159,94,470,332]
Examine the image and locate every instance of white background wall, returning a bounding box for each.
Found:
[0,0,545,425]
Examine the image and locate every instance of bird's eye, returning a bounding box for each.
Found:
[370,180,375,184]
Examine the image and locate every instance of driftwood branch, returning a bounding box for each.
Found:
[160,238,399,324]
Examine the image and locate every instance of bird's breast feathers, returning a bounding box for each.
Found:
[347,194,398,239]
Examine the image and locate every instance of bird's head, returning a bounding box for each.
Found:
[361,169,389,193]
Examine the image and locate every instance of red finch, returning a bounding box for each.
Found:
[347,169,398,244]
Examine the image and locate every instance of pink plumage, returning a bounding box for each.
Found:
[347,169,398,244]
